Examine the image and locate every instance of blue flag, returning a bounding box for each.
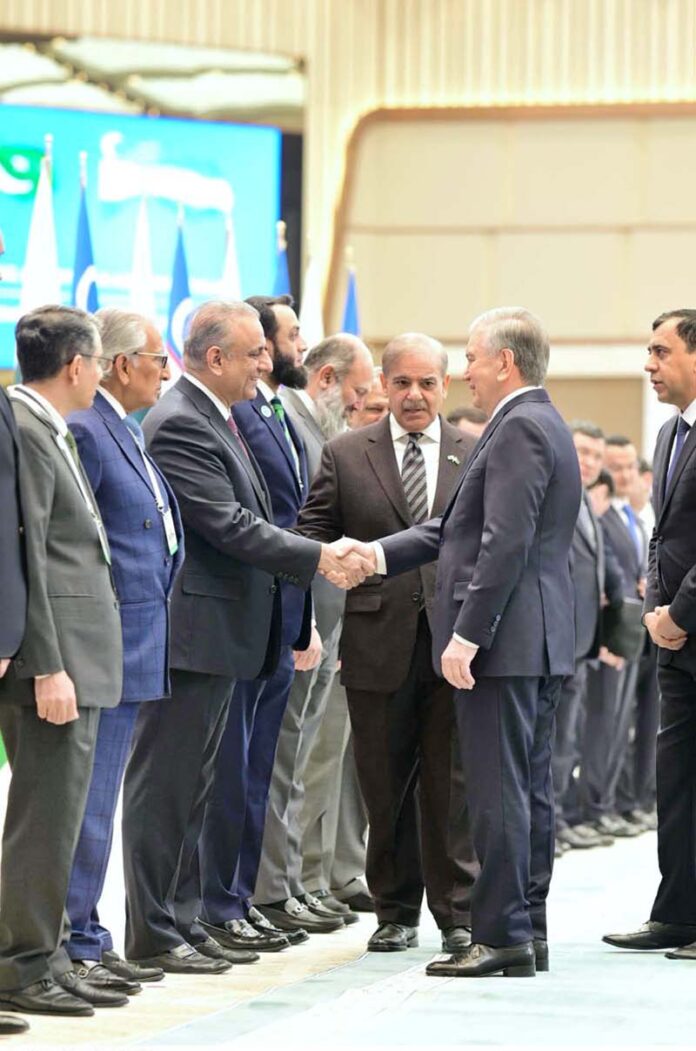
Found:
[341,268,361,335]
[166,222,193,373]
[272,242,291,296]
[71,186,99,313]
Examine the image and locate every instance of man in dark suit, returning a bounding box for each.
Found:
[197,293,323,953]
[343,308,581,977]
[62,309,186,993]
[296,333,478,954]
[0,306,123,1018]
[605,308,696,958]
[553,422,624,853]
[123,301,366,973]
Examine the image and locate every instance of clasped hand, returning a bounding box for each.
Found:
[644,606,688,651]
[318,538,377,589]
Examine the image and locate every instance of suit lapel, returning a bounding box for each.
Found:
[249,392,303,498]
[365,417,413,527]
[281,387,325,449]
[432,423,466,515]
[93,392,154,495]
[653,418,674,522]
[660,416,696,521]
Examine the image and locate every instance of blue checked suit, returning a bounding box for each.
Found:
[64,390,184,961]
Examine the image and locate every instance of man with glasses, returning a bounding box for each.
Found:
[0,306,123,1018]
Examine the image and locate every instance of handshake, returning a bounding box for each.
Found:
[317,538,378,589]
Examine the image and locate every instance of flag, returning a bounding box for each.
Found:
[71,175,99,313]
[341,266,361,336]
[272,220,291,296]
[165,213,192,377]
[219,212,242,300]
[298,253,324,349]
[130,196,157,319]
[19,142,61,315]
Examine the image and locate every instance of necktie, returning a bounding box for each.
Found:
[270,396,302,484]
[124,414,145,450]
[666,416,691,488]
[226,413,250,459]
[63,428,81,466]
[577,494,596,550]
[401,432,428,523]
[623,502,643,561]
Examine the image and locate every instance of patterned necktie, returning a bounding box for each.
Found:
[226,413,250,459]
[124,414,145,450]
[666,416,691,488]
[401,432,428,523]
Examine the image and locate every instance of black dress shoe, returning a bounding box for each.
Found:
[199,917,289,952]
[367,923,418,952]
[594,814,641,838]
[257,898,344,933]
[334,889,375,913]
[194,937,259,965]
[73,960,141,996]
[0,1014,29,1033]
[557,826,603,849]
[426,941,536,978]
[247,906,309,946]
[441,926,472,953]
[308,890,359,925]
[102,950,164,983]
[533,939,549,972]
[135,943,231,974]
[666,940,696,960]
[0,978,93,1017]
[603,921,696,950]
[56,969,129,1007]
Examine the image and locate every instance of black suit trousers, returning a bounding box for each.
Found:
[551,660,588,829]
[456,674,562,947]
[650,662,696,925]
[346,613,477,929]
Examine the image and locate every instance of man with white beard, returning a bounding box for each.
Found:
[254,335,374,932]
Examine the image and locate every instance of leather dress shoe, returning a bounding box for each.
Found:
[367,923,418,952]
[135,943,231,974]
[573,823,613,847]
[194,936,259,965]
[0,1015,30,1033]
[666,940,696,960]
[557,826,604,850]
[199,917,289,952]
[426,941,536,978]
[258,898,344,933]
[0,978,94,1016]
[302,892,359,926]
[555,840,570,858]
[441,926,472,953]
[56,969,128,1007]
[333,888,374,912]
[247,906,308,946]
[533,939,549,972]
[594,814,641,838]
[603,921,696,950]
[102,950,164,983]
[624,808,657,832]
[73,960,141,995]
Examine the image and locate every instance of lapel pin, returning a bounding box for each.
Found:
[261,405,273,418]
[447,454,460,465]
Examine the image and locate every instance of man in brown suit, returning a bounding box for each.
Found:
[297,333,478,953]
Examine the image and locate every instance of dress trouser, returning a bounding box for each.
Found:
[580,659,639,821]
[66,701,141,961]
[455,674,562,947]
[0,704,100,991]
[551,660,588,830]
[199,646,295,923]
[616,642,659,814]
[650,662,696,925]
[123,670,235,959]
[346,613,477,930]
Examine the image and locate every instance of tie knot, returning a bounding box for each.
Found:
[270,396,285,423]
[407,432,423,444]
[678,416,691,438]
[124,415,145,449]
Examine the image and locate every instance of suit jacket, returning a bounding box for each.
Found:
[280,385,345,638]
[645,414,696,672]
[381,389,581,678]
[0,397,122,708]
[233,390,312,650]
[0,387,26,659]
[68,390,185,702]
[297,415,474,692]
[571,494,624,661]
[601,505,646,599]
[143,376,321,681]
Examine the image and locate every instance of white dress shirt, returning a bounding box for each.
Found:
[389,413,441,518]
[184,372,231,421]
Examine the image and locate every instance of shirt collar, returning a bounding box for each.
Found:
[679,398,696,429]
[389,413,442,444]
[10,384,67,437]
[612,497,633,514]
[97,386,127,420]
[257,379,276,404]
[490,385,541,420]
[184,372,230,421]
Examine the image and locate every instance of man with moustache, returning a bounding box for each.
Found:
[297,333,478,954]
[254,335,374,931]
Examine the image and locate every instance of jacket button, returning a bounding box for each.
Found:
[18,525,24,535]
[144,519,152,529]
[269,584,278,594]
[412,591,421,603]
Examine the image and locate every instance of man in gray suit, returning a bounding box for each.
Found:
[254,334,374,931]
[0,306,123,1018]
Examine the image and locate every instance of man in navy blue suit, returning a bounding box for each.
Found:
[197,294,326,953]
[341,308,581,977]
[63,309,185,996]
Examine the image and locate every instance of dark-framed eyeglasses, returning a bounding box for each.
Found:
[133,351,169,369]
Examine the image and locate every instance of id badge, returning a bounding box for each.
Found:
[162,508,179,555]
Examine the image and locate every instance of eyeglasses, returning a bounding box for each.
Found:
[78,352,109,376]
[133,351,169,369]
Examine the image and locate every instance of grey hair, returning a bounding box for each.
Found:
[303,333,368,381]
[381,332,448,378]
[569,419,605,441]
[184,300,259,369]
[94,308,149,360]
[470,307,549,386]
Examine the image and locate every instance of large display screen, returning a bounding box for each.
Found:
[0,104,282,368]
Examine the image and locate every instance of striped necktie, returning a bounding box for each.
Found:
[401,432,428,523]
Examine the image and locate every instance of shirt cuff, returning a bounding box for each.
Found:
[373,541,387,576]
[452,633,479,653]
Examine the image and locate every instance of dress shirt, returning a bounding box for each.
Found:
[10,383,68,438]
[97,385,127,420]
[184,372,231,421]
[666,397,696,476]
[489,385,541,420]
[389,413,441,518]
